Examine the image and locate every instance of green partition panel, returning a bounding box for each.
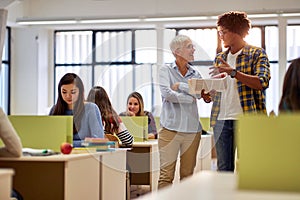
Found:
[154,116,161,130]
[237,114,300,192]
[120,116,148,142]
[2,116,73,152]
[200,117,211,132]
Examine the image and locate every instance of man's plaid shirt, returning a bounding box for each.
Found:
[210,44,271,127]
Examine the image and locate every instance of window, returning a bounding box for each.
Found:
[287,25,300,61]
[0,28,10,114]
[54,29,157,114]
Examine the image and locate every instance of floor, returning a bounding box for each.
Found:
[129,158,218,199]
[130,185,151,199]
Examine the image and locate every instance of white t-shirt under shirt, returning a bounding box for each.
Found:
[217,49,243,120]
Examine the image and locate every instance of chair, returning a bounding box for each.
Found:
[104,134,120,148]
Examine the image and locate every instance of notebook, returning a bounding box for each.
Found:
[120,116,148,142]
[237,114,300,193]
[7,115,73,152]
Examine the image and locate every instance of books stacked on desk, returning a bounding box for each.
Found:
[72,138,117,154]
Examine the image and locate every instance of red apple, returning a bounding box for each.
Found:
[60,142,73,154]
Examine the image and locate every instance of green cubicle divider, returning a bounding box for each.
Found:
[120,116,148,142]
[200,117,211,132]
[4,115,73,152]
[237,114,300,193]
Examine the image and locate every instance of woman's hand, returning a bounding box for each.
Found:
[171,82,180,91]
[201,89,212,103]
[126,110,135,116]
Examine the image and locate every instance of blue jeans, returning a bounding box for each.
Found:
[213,120,236,171]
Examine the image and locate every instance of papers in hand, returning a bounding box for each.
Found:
[188,76,227,94]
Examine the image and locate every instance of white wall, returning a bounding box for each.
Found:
[5,0,300,20]
[10,27,51,114]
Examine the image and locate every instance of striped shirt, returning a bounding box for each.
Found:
[210,45,271,127]
[104,116,134,146]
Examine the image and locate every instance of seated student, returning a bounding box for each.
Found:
[279,57,300,112]
[87,86,133,147]
[0,107,23,200]
[49,73,104,143]
[119,92,158,139]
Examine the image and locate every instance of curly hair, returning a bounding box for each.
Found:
[217,11,251,38]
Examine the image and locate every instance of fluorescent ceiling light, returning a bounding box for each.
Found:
[281,13,300,17]
[144,16,209,22]
[17,19,78,25]
[248,14,279,18]
[80,18,140,24]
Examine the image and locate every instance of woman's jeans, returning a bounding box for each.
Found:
[213,120,236,171]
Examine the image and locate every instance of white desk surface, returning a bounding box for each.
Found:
[137,171,300,200]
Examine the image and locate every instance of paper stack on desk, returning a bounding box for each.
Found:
[188,76,227,94]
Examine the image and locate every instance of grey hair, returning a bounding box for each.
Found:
[169,35,191,53]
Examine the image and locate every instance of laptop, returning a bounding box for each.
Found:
[120,116,148,142]
[7,115,73,152]
[237,114,300,192]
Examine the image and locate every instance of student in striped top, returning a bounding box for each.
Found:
[87,86,133,147]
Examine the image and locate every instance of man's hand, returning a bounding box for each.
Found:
[209,57,233,77]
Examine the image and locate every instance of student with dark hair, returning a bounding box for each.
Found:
[209,11,271,171]
[49,73,104,142]
[87,86,133,146]
[279,57,300,112]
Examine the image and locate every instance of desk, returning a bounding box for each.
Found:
[128,135,212,190]
[127,140,159,191]
[137,171,300,200]
[0,150,127,200]
[100,149,127,200]
[0,169,14,200]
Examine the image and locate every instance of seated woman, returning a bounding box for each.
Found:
[49,73,104,144]
[279,57,300,112]
[119,92,158,139]
[87,86,133,147]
